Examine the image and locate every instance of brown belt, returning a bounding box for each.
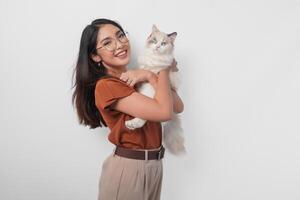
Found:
[113,145,165,160]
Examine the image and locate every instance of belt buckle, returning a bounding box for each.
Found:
[145,150,148,161]
[157,147,164,160]
[157,150,162,160]
[113,145,117,156]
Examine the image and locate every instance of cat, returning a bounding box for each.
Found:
[125,25,186,155]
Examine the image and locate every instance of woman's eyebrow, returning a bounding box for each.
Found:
[99,30,122,43]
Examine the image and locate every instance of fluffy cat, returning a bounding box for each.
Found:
[125,25,186,155]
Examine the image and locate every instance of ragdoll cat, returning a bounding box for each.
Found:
[125,25,186,155]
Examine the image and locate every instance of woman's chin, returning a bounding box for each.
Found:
[114,56,130,66]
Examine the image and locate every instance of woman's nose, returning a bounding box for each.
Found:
[116,40,124,49]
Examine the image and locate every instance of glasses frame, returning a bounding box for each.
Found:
[95,31,129,52]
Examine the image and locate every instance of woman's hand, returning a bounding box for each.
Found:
[169,59,178,72]
[119,69,156,87]
[158,59,179,74]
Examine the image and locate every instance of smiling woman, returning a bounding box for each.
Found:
[90,24,131,76]
[71,18,175,200]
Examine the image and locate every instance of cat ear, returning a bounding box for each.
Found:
[147,32,153,39]
[152,24,159,32]
[167,32,177,42]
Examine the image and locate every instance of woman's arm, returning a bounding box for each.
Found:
[171,88,184,113]
[148,74,184,114]
[111,67,174,122]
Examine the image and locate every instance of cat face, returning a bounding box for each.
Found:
[146,25,177,55]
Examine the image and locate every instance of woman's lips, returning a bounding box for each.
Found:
[115,50,127,58]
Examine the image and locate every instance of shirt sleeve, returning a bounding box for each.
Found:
[95,78,136,110]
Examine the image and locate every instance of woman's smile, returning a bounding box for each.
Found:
[114,49,128,59]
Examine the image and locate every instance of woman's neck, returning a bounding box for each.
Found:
[103,63,127,78]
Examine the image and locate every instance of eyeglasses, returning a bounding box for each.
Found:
[95,31,129,52]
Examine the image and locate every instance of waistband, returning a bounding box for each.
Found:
[113,145,165,161]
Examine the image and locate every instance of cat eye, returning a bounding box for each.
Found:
[151,38,157,44]
[95,31,129,52]
[161,42,167,46]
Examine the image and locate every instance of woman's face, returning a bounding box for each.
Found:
[93,24,131,71]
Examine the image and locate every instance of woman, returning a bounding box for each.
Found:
[72,18,184,200]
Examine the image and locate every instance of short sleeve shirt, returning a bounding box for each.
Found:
[94,76,162,149]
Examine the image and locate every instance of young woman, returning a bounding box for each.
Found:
[72,18,184,200]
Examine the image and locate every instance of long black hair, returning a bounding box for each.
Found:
[71,18,126,129]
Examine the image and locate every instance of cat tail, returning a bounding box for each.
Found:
[162,114,186,155]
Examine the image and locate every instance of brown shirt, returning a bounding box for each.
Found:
[94,76,162,149]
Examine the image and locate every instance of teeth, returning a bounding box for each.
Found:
[116,51,126,56]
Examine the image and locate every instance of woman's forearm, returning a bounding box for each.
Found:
[148,73,183,114]
[171,89,184,113]
[151,70,173,119]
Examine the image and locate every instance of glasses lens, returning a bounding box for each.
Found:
[104,40,116,51]
[119,36,128,43]
[118,31,129,43]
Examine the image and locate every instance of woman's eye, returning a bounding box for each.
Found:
[104,41,111,46]
[118,33,125,38]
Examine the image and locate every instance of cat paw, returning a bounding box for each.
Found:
[125,118,147,130]
[125,120,137,130]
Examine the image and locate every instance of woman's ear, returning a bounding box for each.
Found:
[91,53,102,63]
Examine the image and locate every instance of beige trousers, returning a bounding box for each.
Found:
[98,147,163,200]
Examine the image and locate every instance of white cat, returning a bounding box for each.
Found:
[125,25,186,155]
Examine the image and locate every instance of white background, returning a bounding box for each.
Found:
[1,0,300,199]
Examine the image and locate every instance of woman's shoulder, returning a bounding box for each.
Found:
[96,76,122,86]
[94,76,136,110]
[95,76,135,91]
